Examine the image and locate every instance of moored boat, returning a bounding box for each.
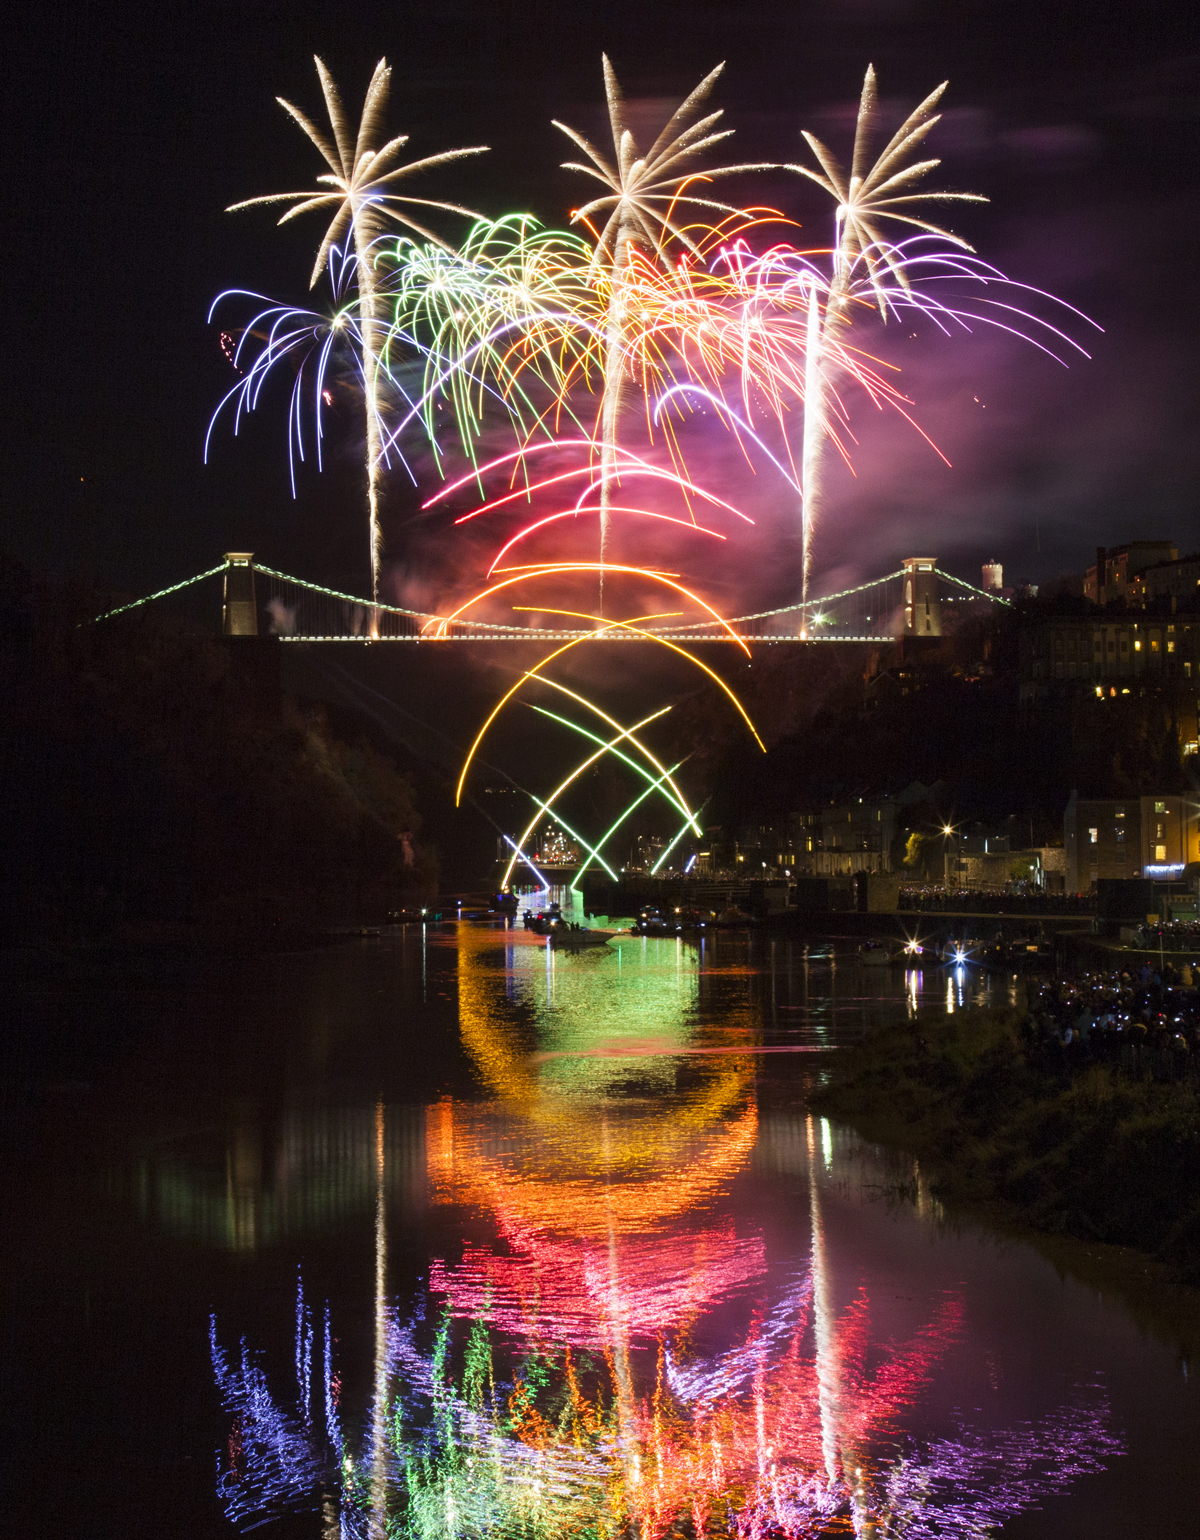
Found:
[549,927,615,950]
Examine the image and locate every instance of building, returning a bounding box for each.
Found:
[944,844,1065,892]
[791,796,898,876]
[1083,542,1177,605]
[1136,552,1200,606]
[1019,614,1200,740]
[630,833,667,871]
[1064,793,1197,890]
[719,819,794,875]
[982,560,1003,593]
[902,556,941,636]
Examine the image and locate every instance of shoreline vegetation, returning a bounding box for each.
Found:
[813,1004,1200,1300]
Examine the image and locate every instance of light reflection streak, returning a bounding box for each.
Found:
[371,1101,388,1539]
[211,937,1122,1537]
[212,1269,1117,1539]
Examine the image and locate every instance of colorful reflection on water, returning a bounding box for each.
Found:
[207,930,1120,1537]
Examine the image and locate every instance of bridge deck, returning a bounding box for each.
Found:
[89,558,1009,641]
[274,632,887,643]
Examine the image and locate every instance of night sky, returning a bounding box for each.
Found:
[4,0,1199,606]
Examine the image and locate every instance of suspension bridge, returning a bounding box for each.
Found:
[93,552,1009,643]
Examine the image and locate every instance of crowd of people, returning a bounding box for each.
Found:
[899,885,1094,915]
[1126,919,1200,953]
[1024,963,1200,1085]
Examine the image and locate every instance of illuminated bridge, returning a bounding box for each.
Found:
[93,552,1008,642]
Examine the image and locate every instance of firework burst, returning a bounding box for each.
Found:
[224,56,488,600]
[386,214,600,480]
[554,57,772,598]
[785,66,987,617]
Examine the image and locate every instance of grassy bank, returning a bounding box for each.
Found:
[813,1006,1200,1284]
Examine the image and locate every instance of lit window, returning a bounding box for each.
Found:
[1169,640,1176,653]
[1156,843,1168,861]
[1088,827,1098,844]
[1187,662,1193,678]
[1115,829,1125,843]
[1156,823,1165,840]
[1155,801,1167,813]
[1135,639,1142,651]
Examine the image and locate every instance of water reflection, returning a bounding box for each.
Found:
[134,941,1011,1259]
[206,931,1119,1536]
[213,1263,1116,1538]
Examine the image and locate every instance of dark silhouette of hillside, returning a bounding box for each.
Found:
[0,557,433,945]
[704,607,1190,836]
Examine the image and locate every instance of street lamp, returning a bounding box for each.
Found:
[940,822,959,891]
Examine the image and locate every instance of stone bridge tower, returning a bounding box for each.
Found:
[902,556,941,637]
[222,553,258,636]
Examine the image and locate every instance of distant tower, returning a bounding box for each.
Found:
[902,557,941,636]
[222,553,258,636]
[982,560,1003,592]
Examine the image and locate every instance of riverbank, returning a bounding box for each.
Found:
[813,1004,1200,1285]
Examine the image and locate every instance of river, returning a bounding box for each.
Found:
[4,915,1198,1537]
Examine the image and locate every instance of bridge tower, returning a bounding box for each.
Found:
[222,553,258,636]
[902,556,941,637]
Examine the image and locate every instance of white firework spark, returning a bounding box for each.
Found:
[227,56,488,600]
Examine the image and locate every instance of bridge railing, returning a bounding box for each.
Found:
[88,557,1011,641]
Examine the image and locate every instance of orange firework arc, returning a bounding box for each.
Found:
[449,627,653,805]
[452,964,754,1158]
[430,566,749,648]
[518,608,765,751]
[497,704,679,889]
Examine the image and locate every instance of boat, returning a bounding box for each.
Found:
[549,927,615,950]
[633,906,715,937]
[937,936,985,966]
[857,939,932,967]
[523,903,565,935]
[895,940,932,964]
